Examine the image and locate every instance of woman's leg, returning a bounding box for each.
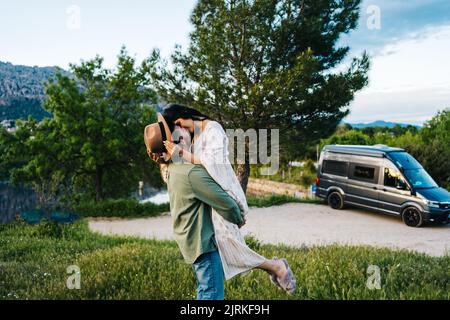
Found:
[256,258,287,278]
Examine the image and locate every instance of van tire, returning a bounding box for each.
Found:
[402,207,424,227]
[328,192,344,210]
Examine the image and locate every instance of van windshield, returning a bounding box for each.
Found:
[388,151,422,169]
[404,168,438,189]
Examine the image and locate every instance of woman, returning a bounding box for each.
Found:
[151,104,296,295]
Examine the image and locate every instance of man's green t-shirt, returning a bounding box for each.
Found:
[167,163,244,264]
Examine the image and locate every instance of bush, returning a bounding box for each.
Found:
[72,195,321,219]
[247,194,322,207]
[73,198,169,218]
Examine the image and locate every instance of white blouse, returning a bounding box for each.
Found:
[192,121,249,216]
[192,121,267,280]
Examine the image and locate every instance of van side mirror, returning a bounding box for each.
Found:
[396,180,407,190]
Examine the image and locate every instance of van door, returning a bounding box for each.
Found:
[378,161,411,215]
[346,163,380,210]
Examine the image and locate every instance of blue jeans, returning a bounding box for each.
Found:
[192,250,225,300]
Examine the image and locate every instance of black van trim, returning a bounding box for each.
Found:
[346,200,400,216]
[321,186,345,196]
[320,174,349,182]
[345,198,430,216]
[325,149,386,158]
[348,193,400,207]
[342,191,429,212]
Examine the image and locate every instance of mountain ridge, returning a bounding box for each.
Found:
[345,120,422,128]
[0,61,68,121]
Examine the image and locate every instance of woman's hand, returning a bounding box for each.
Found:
[163,140,180,158]
[238,217,247,229]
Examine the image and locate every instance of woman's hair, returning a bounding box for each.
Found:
[161,103,211,133]
[159,163,169,184]
[158,104,211,183]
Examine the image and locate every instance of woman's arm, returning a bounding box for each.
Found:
[163,141,202,164]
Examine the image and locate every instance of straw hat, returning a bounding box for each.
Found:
[144,113,172,158]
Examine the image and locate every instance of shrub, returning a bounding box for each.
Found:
[247,194,323,207]
[72,198,169,218]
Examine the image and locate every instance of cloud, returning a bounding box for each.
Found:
[340,0,450,57]
[345,23,450,125]
[347,86,450,125]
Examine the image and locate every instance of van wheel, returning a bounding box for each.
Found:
[402,207,424,227]
[328,192,344,210]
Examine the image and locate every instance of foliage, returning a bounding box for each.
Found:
[250,160,317,187]
[0,48,163,203]
[414,110,450,189]
[147,0,370,191]
[0,61,63,121]
[73,198,169,218]
[0,220,448,300]
[246,194,322,207]
[0,98,51,122]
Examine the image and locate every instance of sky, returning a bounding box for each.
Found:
[1,0,449,125]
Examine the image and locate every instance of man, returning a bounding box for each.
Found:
[144,114,244,300]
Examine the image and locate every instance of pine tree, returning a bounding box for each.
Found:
[147,0,369,192]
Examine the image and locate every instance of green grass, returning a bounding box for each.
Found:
[247,194,323,207]
[1,220,449,300]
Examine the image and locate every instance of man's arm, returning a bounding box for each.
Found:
[188,166,244,226]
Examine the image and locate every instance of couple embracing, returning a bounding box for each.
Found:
[144,104,296,300]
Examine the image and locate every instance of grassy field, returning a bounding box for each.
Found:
[1,219,449,300]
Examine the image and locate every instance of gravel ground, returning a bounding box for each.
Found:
[88,203,450,257]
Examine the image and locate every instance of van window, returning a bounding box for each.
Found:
[384,168,408,190]
[322,160,348,176]
[404,168,438,189]
[349,163,379,183]
[354,166,375,179]
[388,151,422,170]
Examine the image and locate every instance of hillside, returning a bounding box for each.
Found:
[0,61,68,121]
[347,120,421,129]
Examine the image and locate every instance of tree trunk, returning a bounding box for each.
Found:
[236,162,250,194]
[95,168,103,202]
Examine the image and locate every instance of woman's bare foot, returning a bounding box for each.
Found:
[260,257,285,276]
[260,257,288,289]
[273,258,288,278]
[262,257,296,295]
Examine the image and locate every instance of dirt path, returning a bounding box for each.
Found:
[88,203,450,257]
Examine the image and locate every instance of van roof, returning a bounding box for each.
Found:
[323,145,405,158]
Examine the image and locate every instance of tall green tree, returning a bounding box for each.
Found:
[147,0,369,191]
[0,120,34,182]
[414,109,450,189]
[5,48,162,203]
[320,129,371,150]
